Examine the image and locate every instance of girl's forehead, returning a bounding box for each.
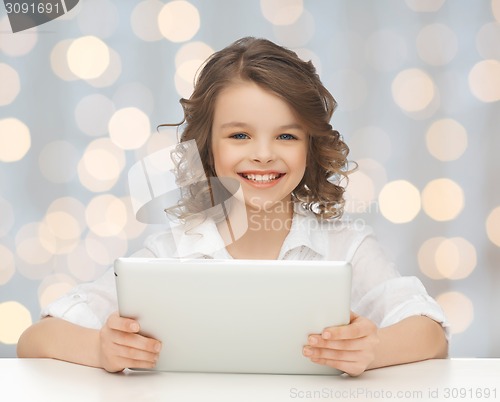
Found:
[215,82,292,112]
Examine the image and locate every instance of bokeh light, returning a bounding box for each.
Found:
[85,194,127,237]
[392,68,436,112]
[77,138,125,192]
[67,36,110,80]
[476,22,500,60]
[158,1,200,43]
[67,244,102,282]
[273,9,315,48]
[39,141,80,184]
[86,47,122,88]
[418,237,446,280]
[38,274,77,309]
[120,195,148,239]
[15,223,54,276]
[486,206,500,247]
[0,16,37,57]
[0,301,32,344]
[260,0,303,25]
[345,158,387,214]
[175,41,214,69]
[421,178,464,221]
[174,41,214,98]
[493,0,500,22]
[416,23,458,66]
[435,237,477,280]
[44,211,81,242]
[436,291,474,334]
[468,59,500,102]
[38,219,79,256]
[405,0,445,12]
[344,171,375,214]
[46,197,87,232]
[174,60,199,98]
[0,63,20,106]
[108,107,151,150]
[131,0,164,41]
[0,244,15,285]
[378,180,421,224]
[75,94,115,136]
[425,118,468,161]
[50,39,78,81]
[0,118,31,163]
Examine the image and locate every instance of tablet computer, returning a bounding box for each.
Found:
[114,258,351,375]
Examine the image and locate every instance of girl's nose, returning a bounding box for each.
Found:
[251,140,276,164]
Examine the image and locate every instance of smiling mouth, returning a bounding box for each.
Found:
[238,172,285,184]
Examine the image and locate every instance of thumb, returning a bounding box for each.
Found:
[350,310,359,323]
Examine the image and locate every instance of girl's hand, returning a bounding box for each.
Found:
[303,311,379,376]
[99,312,162,372]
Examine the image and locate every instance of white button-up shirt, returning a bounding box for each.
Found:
[42,209,450,339]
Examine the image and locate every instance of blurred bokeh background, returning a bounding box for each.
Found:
[1,0,499,359]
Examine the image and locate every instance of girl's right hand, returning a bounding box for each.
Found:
[99,311,162,372]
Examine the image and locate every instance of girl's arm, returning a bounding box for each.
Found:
[369,314,448,370]
[303,312,448,376]
[17,313,162,372]
[17,317,101,367]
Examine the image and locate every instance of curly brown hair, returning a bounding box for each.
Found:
[163,37,352,222]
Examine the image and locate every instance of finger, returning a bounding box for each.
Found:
[307,335,364,351]
[112,331,162,355]
[322,316,374,341]
[112,342,160,364]
[303,346,361,362]
[107,312,141,333]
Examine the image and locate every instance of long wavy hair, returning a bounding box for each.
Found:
[163,37,353,223]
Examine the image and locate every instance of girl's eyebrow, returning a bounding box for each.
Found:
[219,122,304,131]
[219,121,251,129]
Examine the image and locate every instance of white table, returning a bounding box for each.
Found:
[1,358,499,402]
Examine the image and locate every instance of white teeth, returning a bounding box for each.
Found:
[241,173,281,183]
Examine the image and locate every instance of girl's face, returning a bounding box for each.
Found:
[211,81,309,211]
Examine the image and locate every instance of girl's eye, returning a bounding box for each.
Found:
[277,133,297,140]
[230,133,249,140]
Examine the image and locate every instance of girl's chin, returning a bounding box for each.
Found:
[242,196,293,213]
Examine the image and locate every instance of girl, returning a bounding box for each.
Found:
[17,37,448,376]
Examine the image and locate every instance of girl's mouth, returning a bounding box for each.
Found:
[238,172,285,184]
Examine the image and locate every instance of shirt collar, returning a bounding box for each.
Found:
[171,205,328,260]
[277,206,328,259]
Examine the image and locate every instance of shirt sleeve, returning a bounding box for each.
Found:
[40,247,155,329]
[349,231,451,340]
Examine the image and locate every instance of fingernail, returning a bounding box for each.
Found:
[308,336,317,345]
[322,332,331,340]
[130,323,139,332]
[154,343,162,352]
[303,347,312,356]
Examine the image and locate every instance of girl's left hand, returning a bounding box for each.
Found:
[303,311,379,376]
